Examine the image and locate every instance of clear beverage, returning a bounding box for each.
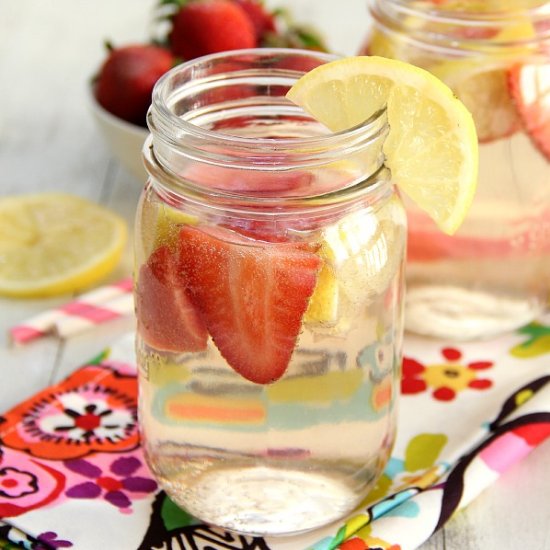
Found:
[364,0,550,339]
[135,50,407,536]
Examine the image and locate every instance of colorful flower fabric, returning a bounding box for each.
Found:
[0,447,65,518]
[0,364,139,460]
[0,320,549,550]
[64,453,157,512]
[401,347,493,401]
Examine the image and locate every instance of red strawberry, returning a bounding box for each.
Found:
[136,246,208,353]
[178,225,321,384]
[508,63,550,160]
[169,0,256,60]
[233,0,276,40]
[94,44,175,126]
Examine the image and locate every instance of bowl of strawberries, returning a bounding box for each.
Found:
[90,0,328,182]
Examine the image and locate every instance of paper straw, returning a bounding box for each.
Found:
[54,293,135,338]
[9,277,134,345]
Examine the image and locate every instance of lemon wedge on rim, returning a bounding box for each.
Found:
[0,193,127,298]
[286,56,479,235]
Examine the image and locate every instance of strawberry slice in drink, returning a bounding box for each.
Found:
[178,225,321,384]
[508,63,550,160]
[136,246,208,353]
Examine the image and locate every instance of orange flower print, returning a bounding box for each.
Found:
[0,365,139,460]
[401,347,493,401]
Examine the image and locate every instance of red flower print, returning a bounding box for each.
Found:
[0,365,139,460]
[0,447,66,518]
[64,453,157,513]
[44,397,133,444]
[0,467,37,498]
[402,347,493,401]
[401,358,427,394]
[512,423,550,446]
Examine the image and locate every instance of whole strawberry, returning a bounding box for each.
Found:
[94,44,175,126]
[169,0,256,60]
[233,0,276,41]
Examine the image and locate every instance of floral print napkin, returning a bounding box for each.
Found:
[1,318,549,550]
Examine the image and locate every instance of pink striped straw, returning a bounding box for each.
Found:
[9,277,134,345]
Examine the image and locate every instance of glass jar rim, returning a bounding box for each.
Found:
[142,134,392,211]
[369,0,550,54]
[374,0,550,23]
[147,47,389,159]
[143,47,392,209]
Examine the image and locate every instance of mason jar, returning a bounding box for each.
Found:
[134,48,407,536]
[364,0,550,340]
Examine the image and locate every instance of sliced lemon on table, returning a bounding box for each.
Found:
[0,193,127,298]
[286,56,479,235]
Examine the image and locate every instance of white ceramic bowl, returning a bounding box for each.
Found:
[90,90,150,182]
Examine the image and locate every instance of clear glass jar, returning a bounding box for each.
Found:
[364,0,550,340]
[134,48,407,536]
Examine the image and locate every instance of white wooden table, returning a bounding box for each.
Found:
[1,1,549,548]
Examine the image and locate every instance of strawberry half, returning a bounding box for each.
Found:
[508,63,550,161]
[178,225,321,384]
[136,246,208,353]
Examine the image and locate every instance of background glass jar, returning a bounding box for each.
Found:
[364,0,550,340]
[134,49,407,536]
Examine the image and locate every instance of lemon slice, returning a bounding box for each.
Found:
[138,195,199,259]
[305,197,406,327]
[431,61,521,143]
[286,56,479,235]
[304,262,339,324]
[0,193,127,297]
[155,203,198,248]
